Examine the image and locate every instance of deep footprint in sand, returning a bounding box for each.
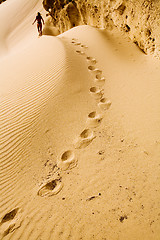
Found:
[86,56,97,64]
[57,150,77,170]
[1,209,19,224]
[37,178,63,197]
[90,86,103,99]
[75,42,81,46]
[86,56,93,60]
[95,74,105,85]
[74,129,96,149]
[86,111,103,128]
[88,65,102,75]
[81,44,88,49]
[0,208,22,237]
[98,98,112,111]
[94,69,102,75]
[76,50,85,55]
[88,65,96,71]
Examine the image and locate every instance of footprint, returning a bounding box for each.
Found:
[57,150,77,170]
[1,209,19,224]
[37,178,63,197]
[95,74,105,85]
[94,69,102,75]
[86,111,103,128]
[75,42,81,46]
[81,44,88,48]
[88,66,102,76]
[86,56,93,61]
[88,65,96,71]
[98,98,112,111]
[76,50,85,55]
[72,38,78,41]
[0,208,22,237]
[89,87,103,99]
[91,59,97,64]
[86,56,97,64]
[74,129,96,149]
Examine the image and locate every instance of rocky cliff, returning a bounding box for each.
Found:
[43,0,160,57]
[0,0,6,4]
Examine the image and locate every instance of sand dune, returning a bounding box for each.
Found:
[0,0,160,239]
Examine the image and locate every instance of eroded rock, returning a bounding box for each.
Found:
[43,0,160,57]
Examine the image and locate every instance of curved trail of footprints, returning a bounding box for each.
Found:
[36,37,112,198]
[1,36,112,238]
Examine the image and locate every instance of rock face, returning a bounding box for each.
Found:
[0,0,6,4]
[43,0,160,57]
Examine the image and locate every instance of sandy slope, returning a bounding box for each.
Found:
[0,1,160,240]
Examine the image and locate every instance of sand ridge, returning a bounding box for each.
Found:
[35,36,112,198]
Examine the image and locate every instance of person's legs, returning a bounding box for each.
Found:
[37,23,42,35]
[39,23,42,35]
[37,23,39,33]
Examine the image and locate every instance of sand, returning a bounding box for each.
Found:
[0,0,160,239]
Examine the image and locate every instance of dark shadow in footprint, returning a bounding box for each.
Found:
[86,57,92,60]
[38,178,63,197]
[88,65,96,71]
[1,209,19,224]
[62,150,72,160]
[45,181,56,190]
[89,111,96,118]
[95,74,101,80]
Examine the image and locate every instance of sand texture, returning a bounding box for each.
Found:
[0,0,160,239]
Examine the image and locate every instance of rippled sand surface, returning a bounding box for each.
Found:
[0,1,160,239]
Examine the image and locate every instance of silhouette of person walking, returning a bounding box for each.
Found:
[32,12,44,36]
